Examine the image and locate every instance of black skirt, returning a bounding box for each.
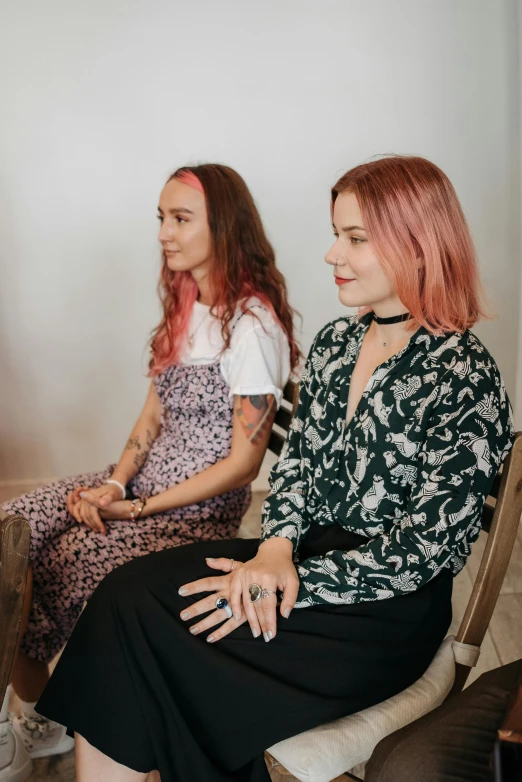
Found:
[37,525,452,781]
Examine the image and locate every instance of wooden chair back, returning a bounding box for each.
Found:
[0,508,31,707]
[451,430,522,693]
[267,380,300,458]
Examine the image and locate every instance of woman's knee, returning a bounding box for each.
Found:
[95,548,180,599]
[93,544,213,599]
[91,538,257,609]
[95,555,148,594]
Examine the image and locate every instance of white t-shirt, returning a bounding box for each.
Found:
[180,298,291,408]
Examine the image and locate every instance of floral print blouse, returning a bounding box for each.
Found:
[261,313,514,608]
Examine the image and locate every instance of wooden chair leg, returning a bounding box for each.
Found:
[265,751,295,776]
[0,512,31,705]
[265,750,366,781]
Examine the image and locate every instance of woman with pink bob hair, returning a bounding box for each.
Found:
[37,155,513,782]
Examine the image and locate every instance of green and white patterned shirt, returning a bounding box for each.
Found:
[261,313,514,607]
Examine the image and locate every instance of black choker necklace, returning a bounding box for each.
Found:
[372,312,411,325]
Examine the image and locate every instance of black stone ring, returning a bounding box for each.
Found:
[215,594,228,610]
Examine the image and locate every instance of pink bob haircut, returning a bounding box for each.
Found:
[332,155,487,334]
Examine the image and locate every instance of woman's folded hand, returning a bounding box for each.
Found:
[233,537,298,642]
[178,538,298,645]
[99,501,133,520]
[78,483,124,509]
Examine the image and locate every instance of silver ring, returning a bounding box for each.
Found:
[215,594,228,610]
[249,583,262,603]
[261,589,274,600]
[223,604,233,619]
[230,558,235,572]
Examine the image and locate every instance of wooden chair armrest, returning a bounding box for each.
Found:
[451,433,522,694]
[0,510,31,703]
[498,675,522,745]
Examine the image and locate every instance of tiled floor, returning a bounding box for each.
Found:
[4,489,522,781]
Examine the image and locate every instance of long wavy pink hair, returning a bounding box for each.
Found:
[332,155,488,333]
[149,164,300,376]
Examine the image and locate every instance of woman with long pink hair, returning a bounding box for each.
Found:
[0,164,297,777]
[37,156,513,782]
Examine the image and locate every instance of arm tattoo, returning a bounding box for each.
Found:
[236,395,276,444]
[125,435,141,452]
[133,451,147,469]
[125,429,155,470]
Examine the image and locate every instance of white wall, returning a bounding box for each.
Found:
[0,0,520,481]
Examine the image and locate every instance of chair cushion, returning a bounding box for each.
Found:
[267,635,456,782]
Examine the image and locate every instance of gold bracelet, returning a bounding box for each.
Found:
[135,498,147,520]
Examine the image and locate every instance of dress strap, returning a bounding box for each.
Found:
[230,304,270,335]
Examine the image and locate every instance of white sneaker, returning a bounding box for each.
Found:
[12,713,74,760]
[0,719,32,782]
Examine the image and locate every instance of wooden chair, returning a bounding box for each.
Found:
[267,380,300,457]
[0,508,31,709]
[450,431,522,692]
[265,431,522,782]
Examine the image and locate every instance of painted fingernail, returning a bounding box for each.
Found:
[263,631,273,643]
[181,611,190,620]
[178,587,188,596]
[190,626,199,634]
[234,612,240,621]
[207,635,215,643]
[80,492,86,498]
[252,628,259,638]
[284,608,292,619]
[206,557,216,561]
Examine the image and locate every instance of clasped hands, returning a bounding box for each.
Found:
[66,485,300,643]
[178,537,299,644]
[66,484,135,535]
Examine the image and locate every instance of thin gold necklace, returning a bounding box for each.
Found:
[188,310,212,349]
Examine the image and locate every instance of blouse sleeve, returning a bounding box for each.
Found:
[294,365,515,608]
[220,307,290,408]
[259,336,320,552]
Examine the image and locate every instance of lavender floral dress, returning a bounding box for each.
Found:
[2,363,250,663]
